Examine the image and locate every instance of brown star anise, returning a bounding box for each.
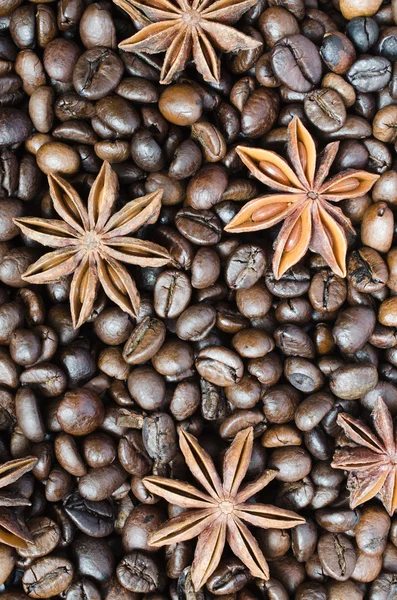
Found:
[332,396,397,516]
[113,0,262,84]
[224,117,379,279]
[14,161,171,329]
[143,427,304,591]
[0,456,38,548]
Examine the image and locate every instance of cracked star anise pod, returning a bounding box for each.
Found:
[14,161,171,329]
[332,396,397,516]
[143,427,305,591]
[113,0,262,85]
[225,117,379,279]
[0,456,38,548]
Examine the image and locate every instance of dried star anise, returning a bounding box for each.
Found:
[14,161,171,329]
[225,117,379,279]
[332,396,397,516]
[113,0,262,84]
[0,456,38,548]
[143,427,304,590]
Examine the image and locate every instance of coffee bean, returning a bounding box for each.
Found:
[196,346,244,387]
[347,56,392,92]
[22,556,74,597]
[271,34,322,92]
[73,48,124,100]
[318,533,356,581]
[304,89,346,132]
[330,363,378,399]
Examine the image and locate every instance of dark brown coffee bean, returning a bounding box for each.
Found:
[117,551,161,593]
[318,533,356,581]
[79,3,116,49]
[196,346,244,387]
[271,34,322,92]
[73,48,124,100]
[304,89,346,132]
[225,244,266,289]
[142,413,177,464]
[154,270,191,319]
[329,363,378,399]
[78,462,127,502]
[22,556,74,597]
[57,389,104,436]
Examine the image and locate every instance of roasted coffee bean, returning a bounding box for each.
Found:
[78,462,127,502]
[72,533,114,582]
[206,558,251,594]
[347,247,388,293]
[22,556,74,597]
[159,83,203,126]
[175,207,222,245]
[241,88,279,138]
[271,35,322,92]
[330,363,378,399]
[196,346,244,387]
[142,413,177,464]
[346,17,379,52]
[73,48,124,100]
[64,492,115,537]
[347,56,392,92]
[117,551,161,593]
[176,304,216,342]
[332,306,376,353]
[225,245,266,289]
[317,533,356,581]
[57,389,104,436]
[65,579,101,600]
[122,504,165,552]
[154,270,191,319]
[304,89,346,132]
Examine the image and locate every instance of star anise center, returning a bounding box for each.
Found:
[182,9,201,25]
[218,500,235,515]
[82,230,101,253]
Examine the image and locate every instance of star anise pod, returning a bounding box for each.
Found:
[113,0,262,84]
[332,396,397,516]
[0,456,38,548]
[224,117,379,279]
[143,427,304,591]
[14,161,171,329]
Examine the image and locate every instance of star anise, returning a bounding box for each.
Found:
[143,427,304,591]
[113,0,262,85]
[224,117,379,279]
[332,396,397,516]
[0,456,38,548]
[14,161,171,329]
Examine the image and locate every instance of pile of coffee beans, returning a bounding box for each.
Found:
[1,0,397,598]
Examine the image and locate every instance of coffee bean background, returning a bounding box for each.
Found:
[1,0,397,598]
